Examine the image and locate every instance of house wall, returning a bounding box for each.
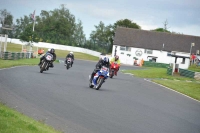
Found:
[112,45,190,69]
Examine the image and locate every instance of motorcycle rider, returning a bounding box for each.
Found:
[110,55,120,76]
[89,56,110,83]
[65,51,74,67]
[38,48,56,68]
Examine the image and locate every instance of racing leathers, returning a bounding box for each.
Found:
[65,53,74,67]
[38,52,56,68]
[90,58,110,83]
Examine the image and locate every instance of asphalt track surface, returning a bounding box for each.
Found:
[0,59,200,133]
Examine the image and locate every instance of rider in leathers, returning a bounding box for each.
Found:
[65,51,74,67]
[90,56,110,83]
[38,48,56,68]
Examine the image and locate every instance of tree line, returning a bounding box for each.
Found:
[0,5,179,53]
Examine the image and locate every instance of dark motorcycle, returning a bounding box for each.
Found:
[40,53,53,73]
[66,57,72,69]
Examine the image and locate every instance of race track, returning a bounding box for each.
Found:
[0,59,200,133]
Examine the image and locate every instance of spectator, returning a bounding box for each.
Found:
[191,53,196,65]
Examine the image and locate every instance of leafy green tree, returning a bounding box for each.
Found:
[151,28,170,33]
[90,21,113,53]
[0,9,14,37]
[114,19,141,29]
[73,20,85,46]
[15,15,33,38]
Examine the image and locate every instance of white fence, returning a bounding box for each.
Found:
[7,38,101,57]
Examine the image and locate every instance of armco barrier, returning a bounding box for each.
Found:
[143,61,170,68]
[167,67,172,75]
[179,68,195,78]
[1,51,32,60]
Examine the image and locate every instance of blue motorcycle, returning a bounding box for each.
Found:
[89,66,109,90]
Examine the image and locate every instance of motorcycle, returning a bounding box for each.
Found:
[109,62,120,78]
[89,66,109,90]
[66,57,72,69]
[40,53,53,73]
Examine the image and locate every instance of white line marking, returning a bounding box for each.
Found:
[0,65,30,70]
[144,78,200,103]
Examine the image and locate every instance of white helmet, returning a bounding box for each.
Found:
[48,48,51,52]
[70,51,73,54]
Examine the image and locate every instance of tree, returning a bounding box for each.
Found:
[0,9,14,37]
[151,28,171,33]
[73,19,85,46]
[15,5,84,46]
[114,19,141,29]
[90,21,113,53]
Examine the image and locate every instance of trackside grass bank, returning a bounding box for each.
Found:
[0,103,61,133]
[122,67,200,101]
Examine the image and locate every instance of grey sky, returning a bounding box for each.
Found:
[1,0,200,38]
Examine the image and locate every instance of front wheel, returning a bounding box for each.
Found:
[109,70,114,78]
[67,63,70,69]
[40,62,47,73]
[96,77,104,90]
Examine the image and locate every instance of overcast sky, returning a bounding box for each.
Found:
[1,0,200,39]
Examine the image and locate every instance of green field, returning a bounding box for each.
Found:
[122,67,200,101]
[0,103,61,133]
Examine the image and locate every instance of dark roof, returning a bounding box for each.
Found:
[113,27,200,53]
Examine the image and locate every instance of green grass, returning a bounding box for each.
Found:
[122,67,194,81]
[122,67,200,101]
[0,58,39,68]
[153,80,200,100]
[0,103,61,133]
[188,64,200,72]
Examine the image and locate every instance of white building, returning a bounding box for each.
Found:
[112,27,200,69]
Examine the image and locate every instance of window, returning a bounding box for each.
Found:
[127,47,131,51]
[167,52,172,56]
[145,49,153,54]
[181,58,185,64]
[120,46,126,51]
[120,46,131,51]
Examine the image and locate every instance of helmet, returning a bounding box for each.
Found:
[48,48,51,52]
[50,48,55,54]
[115,55,119,61]
[103,56,109,63]
[70,51,73,54]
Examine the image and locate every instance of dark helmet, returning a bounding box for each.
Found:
[103,56,109,63]
[115,55,119,61]
[50,48,55,54]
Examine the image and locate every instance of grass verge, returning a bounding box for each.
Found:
[122,67,200,101]
[122,67,194,81]
[0,103,61,133]
[153,80,200,101]
[0,58,39,69]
